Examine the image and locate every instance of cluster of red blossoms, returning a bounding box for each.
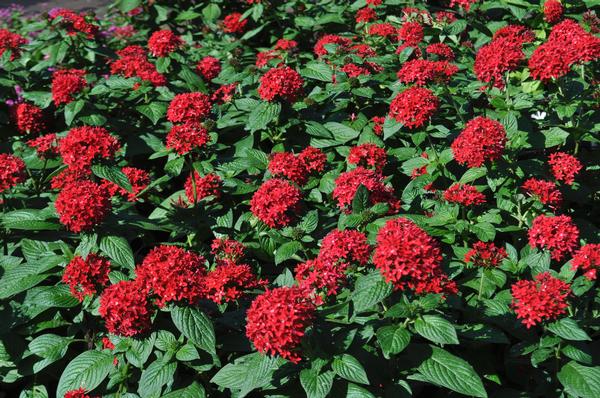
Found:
[58,126,120,170]
[464,242,507,268]
[250,179,302,228]
[62,254,111,301]
[196,56,222,81]
[222,13,248,34]
[389,86,439,129]
[268,147,326,185]
[397,59,458,86]
[10,102,46,134]
[548,152,582,185]
[258,66,304,102]
[528,214,580,261]
[51,69,87,106]
[255,38,297,68]
[511,272,571,328]
[49,8,98,38]
[0,153,26,193]
[0,28,27,60]
[102,167,150,202]
[147,29,183,57]
[184,172,222,204]
[544,0,564,24]
[166,123,209,155]
[451,116,507,168]
[64,388,95,398]
[99,280,153,337]
[522,178,562,208]
[333,167,399,213]
[55,180,112,232]
[347,143,387,173]
[571,244,600,280]
[443,183,486,206]
[111,45,166,86]
[167,92,213,124]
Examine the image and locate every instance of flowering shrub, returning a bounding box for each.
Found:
[0,1,599,397]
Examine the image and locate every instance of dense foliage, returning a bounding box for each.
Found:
[1,0,600,397]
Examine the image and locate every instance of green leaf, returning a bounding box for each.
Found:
[325,122,360,144]
[118,0,141,12]
[91,164,133,192]
[415,346,487,398]
[414,315,459,345]
[300,369,334,398]
[542,127,569,148]
[376,325,411,358]
[29,334,71,373]
[2,209,60,231]
[161,382,205,398]
[247,102,281,132]
[275,241,303,264]
[459,167,487,184]
[558,361,600,398]
[547,318,591,341]
[332,354,369,384]
[352,271,393,313]
[99,235,136,271]
[137,102,167,125]
[471,222,496,242]
[64,99,84,126]
[346,383,376,398]
[56,350,114,398]
[302,62,333,82]
[138,358,177,398]
[351,185,369,214]
[202,4,221,21]
[171,306,216,355]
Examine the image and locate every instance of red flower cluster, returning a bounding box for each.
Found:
[371,116,385,135]
[511,272,570,328]
[314,34,353,57]
[443,183,486,206]
[203,263,264,304]
[529,19,600,81]
[51,167,91,190]
[426,43,455,60]
[62,254,111,301]
[196,56,221,81]
[0,154,26,193]
[389,86,439,129]
[275,39,298,51]
[368,23,397,38]
[341,63,371,78]
[332,167,399,213]
[548,152,582,185]
[373,218,457,295]
[474,36,526,89]
[223,13,247,34]
[451,117,506,168]
[64,388,94,398]
[184,172,222,204]
[528,214,580,261]
[464,241,507,267]
[297,146,327,173]
[258,66,304,102]
[28,134,59,159]
[166,123,209,155]
[450,0,479,11]
[211,237,246,266]
[356,7,377,23]
[571,244,600,280]
[544,0,564,24]
[397,59,458,86]
[55,181,112,232]
[147,29,183,57]
[0,28,27,60]
[212,83,237,104]
[51,69,87,106]
[268,150,318,185]
[397,21,423,48]
[295,257,346,298]
[136,245,207,307]
[347,143,387,173]
[250,179,302,228]
[58,126,120,171]
[10,102,46,134]
[319,229,372,265]
[245,286,315,363]
[522,178,562,207]
[50,8,98,38]
[102,166,150,202]
[111,45,166,86]
[99,280,154,336]
[167,92,212,123]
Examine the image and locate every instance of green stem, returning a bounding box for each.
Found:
[478,270,485,300]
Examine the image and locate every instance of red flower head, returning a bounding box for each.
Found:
[99,280,154,337]
[426,43,455,60]
[528,214,579,261]
[314,34,353,57]
[246,286,315,363]
[212,83,238,104]
[347,143,387,173]
[332,167,399,213]
[147,29,183,57]
[223,13,247,34]
[450,0,479,11]
[52,69,87,106]
[184,172,222,204]
[464,242,507,267]
[250,179,302,228]
[341,63,371,78]
[50,9,98,38]
[275,38,298,51]
[511,272,570,328]
[451,117,506,168]
[28,134,59,159]
[548,152,582,185]
[356,7,377,23]
[197,56,222,81]
[0,29,27,60]
[397,21,423,52]
[371,116,385,135]
[544,0,564,24]
[268,152,309,185]
[368,23,398,38]
[136,245,207,307]
[397,59,458,86]
[258,66,304,102]
[10,102,46,134]
[298,146,327,173]
[389,86,439,129]
[58,126,120,171]
[436,11,457,24]
[50,167,91,190]
[295,257,347,297]
[55,180,112,233]
[373,218,457,295]
[522,178,562,208]
[0,153,26,193]
[64,388,93,398]
[319,229,372,265]
[211,237,246,266]
[255,50,280,68]
[366,0,383,5]
[167,92,212,123]
[203,263,264,304]
[111,46,166,86]
[166,122,210,155]
[443,183,486,206]
[62,253,111,301]
[102,166,150,202]
[571,244,600,280]
[493,25,535,43]
[474,37,525,89]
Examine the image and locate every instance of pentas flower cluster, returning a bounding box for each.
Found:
[0,28,27,60]
[51,69,87,106]
[184,172,222,204]
[314,34,353,57]
[62,254,111,301]
[443,184,486,206]
[222,13,247,34]
[333,167,399,213]
[255,38,298,68]
[389,86,439,129]
[203,263,265,304]
[268,147,326,185]
[10,102,46,134]
[544,0,564,24]
[464,242,507,268]
[99,280,153,337]
[258,66,304,102]
[58,126,120,170]
[250,179,302,228]
[548,152,582,185]
[49,8,98,38]
[397,21,424,53]
[27,134,59,159]
[55,180,112,232]
[451,117,507,168]
[373,218,457,295]
[397,59,458,86]
[511,272,571,328]
[528,214,580,261]
[426,43,455,60]
[196,56,221,81]
[450,0,479,11]
[0,153,26,193]
[368,23,397,38]
[211,237,246,266]
[571,244,600,280]
[245,286,316,363]
[522,178,562,208]
[347,143,387,173]
[64,388,95,398]
[111,45,166,86]
[529,19,600,81]
[166,123,209,155]
[167,92,212,124]
[147,29,183,57]
[102,167,150,202]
